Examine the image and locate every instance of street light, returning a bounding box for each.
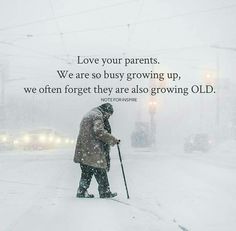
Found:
[148,98,160,147]
[148,64,166,148]
[149,100,157,114]
[202,70,216,86]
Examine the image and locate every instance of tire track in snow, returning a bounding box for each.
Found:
[110,198,190,231]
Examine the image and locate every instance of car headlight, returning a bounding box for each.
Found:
[39,135,46,143]
[1,136,8,142]
[48,135,54,143]
[23,135,31,143]
[14,140,19,145]
[55,138,61,144]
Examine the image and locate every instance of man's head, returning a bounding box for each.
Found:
[99,103,114,119]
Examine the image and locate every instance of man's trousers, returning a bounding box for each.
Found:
[78,163,110,195]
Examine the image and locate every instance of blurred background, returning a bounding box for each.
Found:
[0,0,236,152]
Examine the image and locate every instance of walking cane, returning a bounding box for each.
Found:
[117,143,130,199]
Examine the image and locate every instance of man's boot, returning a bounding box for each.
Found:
[76,190,94,198]
[100,191,117,198]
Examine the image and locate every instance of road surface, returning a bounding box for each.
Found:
[0,144,236,231]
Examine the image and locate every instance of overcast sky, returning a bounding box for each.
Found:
[0,0,236,143]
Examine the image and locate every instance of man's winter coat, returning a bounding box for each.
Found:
[73,107,118,169]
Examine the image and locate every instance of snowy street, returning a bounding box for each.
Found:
[1,143,236,231]
[1,0,236,230]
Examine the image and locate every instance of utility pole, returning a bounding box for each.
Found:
[0,65,6,128]
[216,56,220,127]
[211,45,236,139]
[0,61,25,129]
[0,72,5,105]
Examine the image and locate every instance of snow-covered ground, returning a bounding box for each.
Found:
[1,141,236,231]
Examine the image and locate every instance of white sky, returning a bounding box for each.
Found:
[0,0,236,140]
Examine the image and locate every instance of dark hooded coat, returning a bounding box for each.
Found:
[73,107,117,169]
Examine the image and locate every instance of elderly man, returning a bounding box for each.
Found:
[74,103,120,198]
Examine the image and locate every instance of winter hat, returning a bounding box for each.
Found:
[99,103,114,115]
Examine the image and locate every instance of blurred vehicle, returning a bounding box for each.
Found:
[184,133,212,153]
[131,122,152,148]
[0,131,14,151]
[53,133,75,149]
[14,128,75,151]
